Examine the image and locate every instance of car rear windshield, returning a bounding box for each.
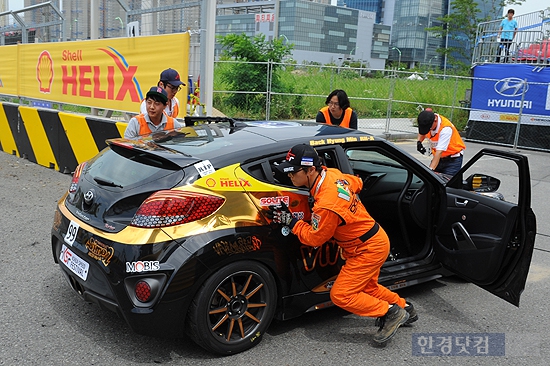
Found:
[86,147,182,189]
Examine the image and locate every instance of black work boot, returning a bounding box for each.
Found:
[404,301,418,324]
[375,301,418,327]
[373,305,409,344]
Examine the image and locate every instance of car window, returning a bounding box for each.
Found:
[242,148,342,188]
[457,155,519,205]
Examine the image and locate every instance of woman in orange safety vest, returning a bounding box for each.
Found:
[316,89,358,129]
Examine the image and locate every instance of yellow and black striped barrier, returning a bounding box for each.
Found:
[0,102,127,173]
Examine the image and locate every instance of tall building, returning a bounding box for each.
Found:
[340,0,384,23]
[0,0,7,29]
[217,0,390,69]
[389,0,443,68]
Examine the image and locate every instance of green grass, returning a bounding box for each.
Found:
[214,63,472,130]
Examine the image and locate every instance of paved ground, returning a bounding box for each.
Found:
[1,127,549,365]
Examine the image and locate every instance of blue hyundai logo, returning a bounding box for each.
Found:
[494,77,528,97]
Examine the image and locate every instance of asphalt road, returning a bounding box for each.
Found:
[0,139,549,366]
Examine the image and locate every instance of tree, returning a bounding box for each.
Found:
[427,0,523,72]
[217,33,294,116]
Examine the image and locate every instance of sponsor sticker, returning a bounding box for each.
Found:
[194,160,215,177]
[312,213,321,231]
[259,196,290,207]
[125,261,160,273]
[60,244,90,281]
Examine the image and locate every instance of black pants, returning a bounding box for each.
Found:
[496,39,513,63]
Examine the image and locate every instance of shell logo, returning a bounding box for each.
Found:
[37,50,54,93]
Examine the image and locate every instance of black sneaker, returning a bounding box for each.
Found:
[404,301,418,324]
[375,301,418,327]
[373,305,409,344]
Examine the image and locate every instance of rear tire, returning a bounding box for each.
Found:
[186,260,277,355]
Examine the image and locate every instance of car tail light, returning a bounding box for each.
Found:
[131,190,225,228]
[69,162,87,194]
[135,280,152,302]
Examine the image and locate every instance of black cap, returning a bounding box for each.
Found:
[160,68,185,86]
[146,86,168,104]
[417,110,435,135]
[277,144,322,173]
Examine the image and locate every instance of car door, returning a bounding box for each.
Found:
[434,148,536,306]
[236,146,349,294]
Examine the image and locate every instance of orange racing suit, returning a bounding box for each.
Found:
[292,167,406,317]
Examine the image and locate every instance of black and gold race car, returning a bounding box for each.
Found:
[51,118,536,355]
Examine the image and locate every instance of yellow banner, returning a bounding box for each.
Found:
[0,45,19,96]
[15,33,189,112]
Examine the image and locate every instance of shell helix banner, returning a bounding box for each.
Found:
[0,33,189,113]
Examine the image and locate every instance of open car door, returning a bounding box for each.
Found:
[434,148,536,306]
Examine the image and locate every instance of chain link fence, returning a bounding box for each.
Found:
[213,60,472,132]
[213,60,550,151]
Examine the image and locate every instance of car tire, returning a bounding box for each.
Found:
[186,260,277,355]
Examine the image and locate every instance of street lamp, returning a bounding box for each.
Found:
[428,56,438,70]
[392,47,401,69]
[279,34,289,44]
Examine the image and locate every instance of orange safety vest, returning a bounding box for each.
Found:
[311,168,376,246]
[169,99,180,118]
[320,106,353,128]
[136,114,175,136]
[425,114,465,157]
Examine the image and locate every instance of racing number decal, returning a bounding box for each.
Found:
[64,220,80,246]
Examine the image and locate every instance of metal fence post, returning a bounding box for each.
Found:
[385,74,397,135]
[513,79,528,151]
[266,60,272,121]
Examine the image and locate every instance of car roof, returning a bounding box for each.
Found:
[111,120,379,169]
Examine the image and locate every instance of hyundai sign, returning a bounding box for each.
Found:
[471,64,550,125]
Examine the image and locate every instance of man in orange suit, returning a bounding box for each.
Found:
[270,144,417,344]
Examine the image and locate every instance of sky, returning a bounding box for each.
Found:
[506,1,548,16]
[6,0,548,18]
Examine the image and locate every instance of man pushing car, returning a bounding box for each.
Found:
[268,144,418,344]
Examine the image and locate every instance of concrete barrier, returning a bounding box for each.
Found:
[0,102,127,173]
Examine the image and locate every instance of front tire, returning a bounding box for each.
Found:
[186,260,277,355]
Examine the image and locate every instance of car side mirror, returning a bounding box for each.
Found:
[462,174,500,192]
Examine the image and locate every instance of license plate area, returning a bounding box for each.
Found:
[60,244,90,281]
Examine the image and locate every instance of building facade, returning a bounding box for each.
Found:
[217,0,390,69]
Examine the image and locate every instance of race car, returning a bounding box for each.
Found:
[51,117,536,355]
